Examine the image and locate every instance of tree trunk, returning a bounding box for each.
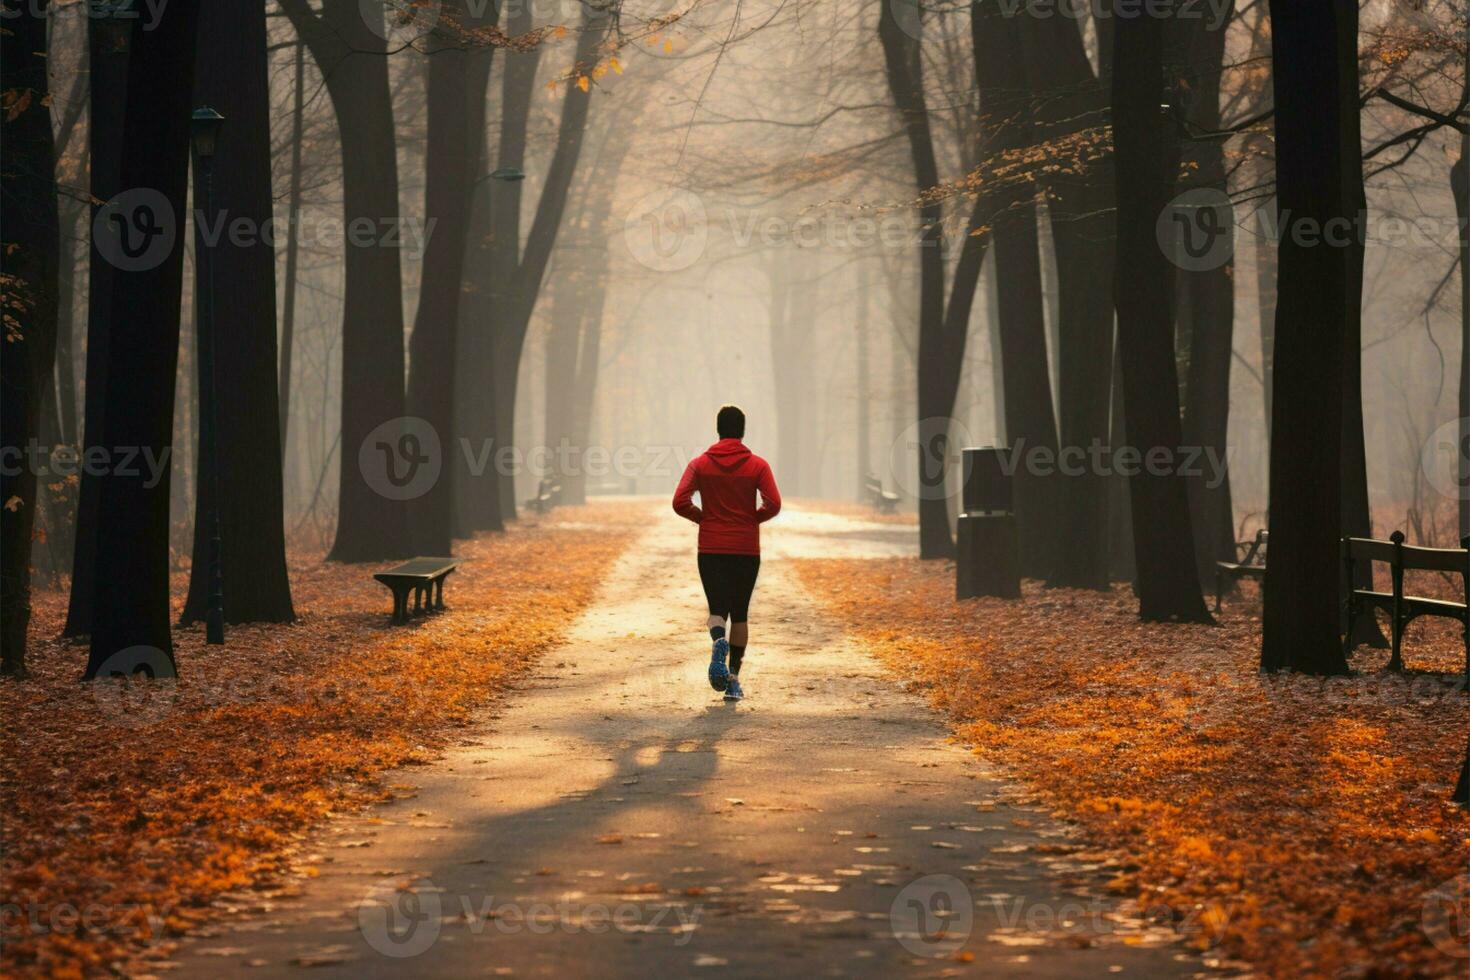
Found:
[564,269,607,506]
[279,0,408,563]
[1107,334,1136,583]
[543,276,581,489]
[484,1,542,524]
[453,27,502,536]
[54,205,82,449]
[542,118,628,507]
[279,41,306,453]
[1110,7,1212,623]
[992,203,1064,580]
[64,13,130,638]
[42,200,86,582]
[85,0,202,678]
[1017,11,1115,589]
[1256,192,1278,439]
[0,0,60,676]
[769,253,816,496]
[1341,206,1383,648]
[879,0,986,558]
[1259,0,1359,675]
[974,0,1063,579]
[1177,12,1237,592]
[406,6,484,555]
[1459,45,1470,540]
[181,0,295,625]
[1454,148,1470,538]
[485,7,609,523]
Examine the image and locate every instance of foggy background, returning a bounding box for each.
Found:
[37,0,1465,563]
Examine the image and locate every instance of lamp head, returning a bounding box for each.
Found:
[190,106,225,161]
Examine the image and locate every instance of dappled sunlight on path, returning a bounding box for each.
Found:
[170,505,1211,978]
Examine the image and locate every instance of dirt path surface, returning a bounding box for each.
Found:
[172,505,1210,978]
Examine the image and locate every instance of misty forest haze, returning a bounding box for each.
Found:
[3,1,1470,977]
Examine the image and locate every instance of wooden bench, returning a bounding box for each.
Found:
[1342,531,1469,675]
[1214,529,1267,612]
[527,477,562,514]
[863,475,900,514]
[374,556,459,624]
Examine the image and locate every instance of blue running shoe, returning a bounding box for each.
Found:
[724,678,744,701]
[709,637,730,692]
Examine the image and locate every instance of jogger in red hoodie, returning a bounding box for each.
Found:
[672,405,781,701]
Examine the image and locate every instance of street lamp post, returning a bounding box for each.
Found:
[190,106,226,645]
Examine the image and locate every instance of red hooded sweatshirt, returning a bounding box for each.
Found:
[672,438,782,555]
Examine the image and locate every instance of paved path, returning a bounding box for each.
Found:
[172,505,1208,978]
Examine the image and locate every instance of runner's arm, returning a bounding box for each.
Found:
[672,460,703,523]
[756,462,781,522]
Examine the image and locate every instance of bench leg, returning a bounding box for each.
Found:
[434,577,446,610]
[392,587,410,624]
[1388,615,1404,672]
[1214,568,1223,614]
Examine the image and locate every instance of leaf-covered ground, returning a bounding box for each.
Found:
[0,503,640,978]
[796,556,1470,978]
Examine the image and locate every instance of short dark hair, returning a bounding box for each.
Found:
[716,404,745,439]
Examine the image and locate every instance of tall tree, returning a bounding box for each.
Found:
[407,2,496,554]
[473,5,610,526]
[1260,0,1361,674]
[1458,30,1470,541]
[1110,2,1212,622]
[455,8,536,538]
[181,0,295,624]
[85,0,203,678]
[878,0,991,559]
[1020,10,1117,590]
[0,0,61,675]
[279,41,307,453]
[65,13,130,638]
[973,0,1064,580]
[1175,3,1239,589]
[453,11,503,536]
[278,0,409,562]
[768,250,820,497]
[481,1,543,525]
[542,115,632,506]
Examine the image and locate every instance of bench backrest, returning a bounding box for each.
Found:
[863,476,882,493]
[1343,532,1469,573]
[1240,529,1268,564]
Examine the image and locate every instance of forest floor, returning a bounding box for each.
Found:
[7,500,1464,978]
[0,502,642,977]
[796,548,1470,978]
[135,503,1221,979]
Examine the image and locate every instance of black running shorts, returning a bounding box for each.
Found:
[697,553,761,624]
